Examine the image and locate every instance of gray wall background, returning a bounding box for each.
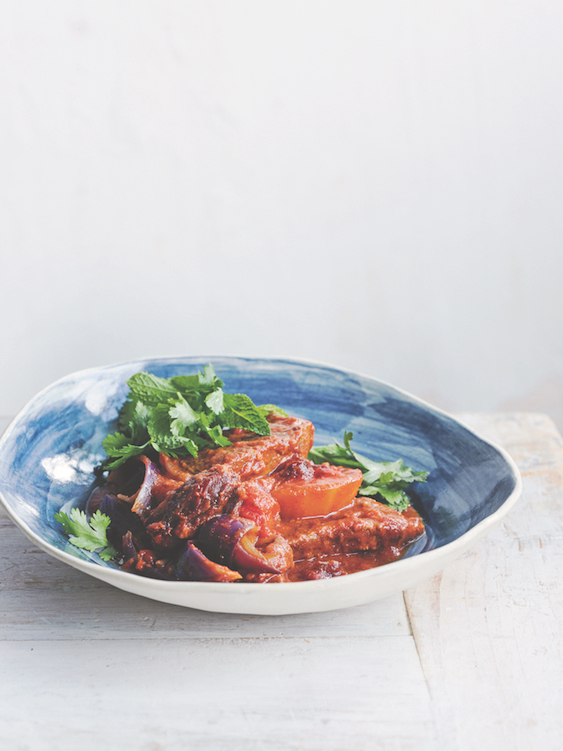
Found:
[1,1,562,428]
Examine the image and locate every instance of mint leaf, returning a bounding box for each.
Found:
[169,374,202,393]
[222,393,271,435]
[127,372,178,405]
[151,432,199,457]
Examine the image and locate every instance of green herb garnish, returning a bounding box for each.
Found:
[54,508,117,561]
[308,431,428,512]
[101,364,286,470]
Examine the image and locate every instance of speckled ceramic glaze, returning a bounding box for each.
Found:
[0,357,521,614]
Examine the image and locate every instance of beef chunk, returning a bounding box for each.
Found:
[162,416,314,479]
[283,498,424,560]
[145,466,240,548]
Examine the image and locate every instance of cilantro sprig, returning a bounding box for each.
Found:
[308,431,428,512]
[101,364,286,470]
[54,508,117,561]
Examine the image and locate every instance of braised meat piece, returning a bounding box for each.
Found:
[163,416,315,479]
[145,466,240,548]
[282,497,424,560]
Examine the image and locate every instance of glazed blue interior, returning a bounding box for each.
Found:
[0,357,519,567]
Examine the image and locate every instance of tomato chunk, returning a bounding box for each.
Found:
[235,478,282,538]
[271,460,363,520]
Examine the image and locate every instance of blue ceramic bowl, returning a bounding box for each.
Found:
[0,356,521,614]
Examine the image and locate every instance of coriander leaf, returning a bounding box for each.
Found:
[364,487,410,512]
[258,404,288,418]
[361,459,428,486]
[102,432,149,470]
[147,404,200,456]
[118,398,151,443]
[205,388,224,415]
[307,439,361,469]
[147,403,175,443]
[343,430,354,453]
[222,393,271,435]
[196,411,231,447]
[199,363,222,387]
[169,397,198,434]
[54,508,117,561]
[308,432,427,512]
[204,424,232,447]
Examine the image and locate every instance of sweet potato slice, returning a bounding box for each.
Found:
[271,460,363,520]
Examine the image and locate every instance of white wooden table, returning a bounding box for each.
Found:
[1,413,562,751]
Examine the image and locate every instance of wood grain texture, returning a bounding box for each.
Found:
[405,412,563,751]
[0,638,437,751]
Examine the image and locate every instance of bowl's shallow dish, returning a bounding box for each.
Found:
[0,356,521,615]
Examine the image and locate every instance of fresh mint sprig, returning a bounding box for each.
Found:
[101,364,286,470]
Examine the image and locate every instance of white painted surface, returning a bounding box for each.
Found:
[1,2,563,429]
[1,639,436,751]
[1,412,562,749]
[406,412,563,751]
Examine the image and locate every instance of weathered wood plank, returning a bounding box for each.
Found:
[0,636,437,751]
[405,412,563,751]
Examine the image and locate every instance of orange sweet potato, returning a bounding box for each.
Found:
[271,461,363,520]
